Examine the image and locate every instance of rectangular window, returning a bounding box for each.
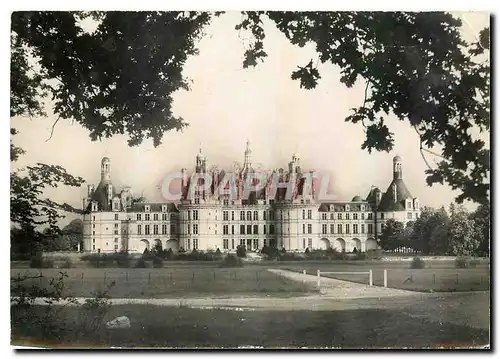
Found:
[114,223,118,228]
[186,238,191,250]
[303,238,306,249]
[302,223,306,234]
[368,213,373,220]
[92,238,95,243]
[408,212,413,220]
[223,225,229,235]
[223,238,229,249]
[321,213,326,220]
[308,238,312,248]
[145,225,150,235]
[114,230,118,235]
[269,211,274,220]
[114,238,118,243]
[263,225,266,234]
[231,225,235,235]
[302,210,305,220]
[330,213,334,220]
[93,245,95,250]
[337,213,342,220]
[307,224,312,234]
[137,214,142,221]
[353,224,358,234]
[194,198,200,204]
[247,211,252,221]
[269,224,275,234]
[307,210,312,219]
[338,224,342,234]
[223,199,229,206]
[263,211,267,220]
[137,225,142,235]
[161,213,167,221]
[346,213,350,220]
[193,239,198,250]
[253,211,258,221]
[153,225,158,235]
[231,238,235,249]
[145,214,150,221]
[240,211,245,221]
[92,224,95,228]
[115,214,118,220]
[193,224,198,235]
[240,225,245,235]
[92,216,95,221]
[188,211,191,220]
[223,211,228,221]
[353,213,358,220]
[153,214,158,221]
[361,224,365,234]
[253,225,258,235]
[380,213,385,219]
[170,224,176,234]
[322,224,327,234]
[330,224,335,234]
[162,224,167,235]
[361,213,365,220]
[247,225,252,235]
[231,211,235,221]
[368,223,373,234]
[193,210,199,221]
[345,224,350,234]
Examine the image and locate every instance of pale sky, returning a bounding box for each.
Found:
[11,11,490,226]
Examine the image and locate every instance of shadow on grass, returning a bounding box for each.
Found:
[12,305,489,349]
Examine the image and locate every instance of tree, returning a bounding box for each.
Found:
[236,244,247,258]
[11,11,489,216]
[470,202,490,256]
[411,206,450,255]
[448,204,481,256]
[61,219,84,251]
[378,219,404,251]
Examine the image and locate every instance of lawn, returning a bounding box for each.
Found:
[11,303,489,348]
[10,265,313,299]
[282,261,490,292]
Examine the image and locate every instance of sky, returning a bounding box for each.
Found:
[11,11,490,226]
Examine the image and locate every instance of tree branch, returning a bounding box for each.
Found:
[45,115,61,142]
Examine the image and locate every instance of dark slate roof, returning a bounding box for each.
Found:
[352,195,363,202]
[129,202,178,213]
[365,186,381,204]
[318,201,373,212]
[378,179,413,211]
[86,181,117,212]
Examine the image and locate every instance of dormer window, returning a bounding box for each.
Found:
[361,204,365,211]
[162,205,168,212]
[345,204,350,212]
[112,198,120,211]
[145,205,150,212]
[91,201,98,212]
[406,200,412,209]
[330,205,335,212]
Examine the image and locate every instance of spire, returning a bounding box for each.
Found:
[101,157,111,182]
[243,139,252,170]
[393,155,402,180]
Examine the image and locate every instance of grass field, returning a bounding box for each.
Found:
[11,302,489,348]
[10,265,313,299]
[282,261,490,292]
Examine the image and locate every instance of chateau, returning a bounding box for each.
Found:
[82,142,421,254]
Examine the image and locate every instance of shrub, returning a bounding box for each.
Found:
[410,257,425,269]
[236,245,247,258]
[60,257,72,268]
[352,247,358,254]
[115,251,131,268]
[219,254,243,268]
[365,249,383,260]
[152,256,163,268]
[352,252,366,260]
[455,256,472,268]
[214,248,222,259]
[135,258,147,268]
[278,252,304,261]
[30,253,54,268]
[165,248,174,260]
[305,247,310,254]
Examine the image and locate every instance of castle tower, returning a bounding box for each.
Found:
[243,139,252,170]
[195,147,206,173]
[393,155,402,180]
[101,157,111,182]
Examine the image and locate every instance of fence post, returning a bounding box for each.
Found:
[383,269,387,288]
[317,269,321,288]
[369,269,373,286]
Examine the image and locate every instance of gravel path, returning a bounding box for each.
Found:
[268,268,420,299]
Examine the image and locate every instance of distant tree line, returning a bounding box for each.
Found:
[378,203,489,256]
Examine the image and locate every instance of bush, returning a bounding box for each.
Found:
[352,252,366,260]
[135,258,147,268]
[410,257,425,269]
[165,248,174,260]
[115,251,131,268]
[152,256,163,268]
[365,249,384,260]
[278,252,304,261]
[455,256,477,268]
[305,247,310,254]
[219,254,243,268]
[60,257,72,268]
[30,253,54,268]
[236,245,247,258]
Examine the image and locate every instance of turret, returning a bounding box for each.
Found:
[393,155,402,180]
[101,157,111,182]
